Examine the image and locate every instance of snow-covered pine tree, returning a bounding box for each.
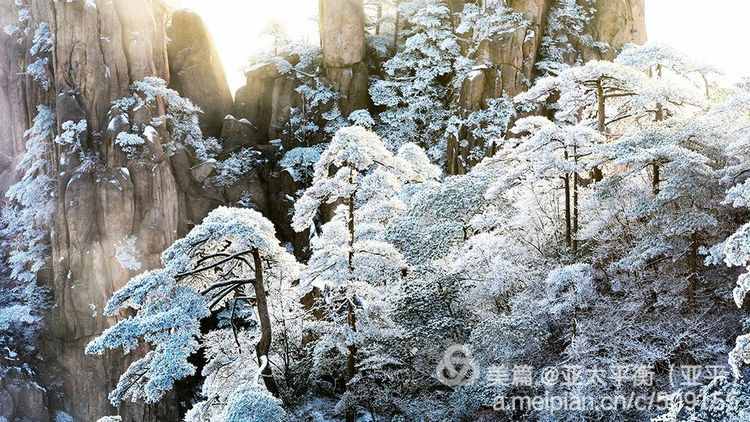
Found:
[615,42,710,193]
[86,207,301,413]
[369,0,461,159]
[652,78,750,422]
[292,126,438,420]
[497,116,605,253]
[579,46,717,309]
[536,0,607,75]
[0,105,55,364]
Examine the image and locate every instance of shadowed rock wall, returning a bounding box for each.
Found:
[168,10,233,138]
[0,1,31,198]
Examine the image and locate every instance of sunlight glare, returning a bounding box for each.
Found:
[179,0,750,94]
[177,0,319,94]
[647,0,750,82]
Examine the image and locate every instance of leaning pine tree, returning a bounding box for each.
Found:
[87,207,299,419]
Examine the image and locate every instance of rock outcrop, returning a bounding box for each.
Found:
[450,0,647,174]
[319,0,369,114]
[232,61,297,142]
[0,1,30,198]
[225,0,372,259]
[167,9,233,138]
[0,371,50,422]
[586,0,647,60]
[458,0,646,109]
[4,1,181,420]
[459,0,551,112]
[449,0,553,174]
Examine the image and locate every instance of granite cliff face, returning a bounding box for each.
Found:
[167,10,233,139]
[0,371,49,422]
[450,0,647,173]
[40,1,179,420]
[0,1,647,420]
[457,0,646,108]
[586,0,647,61]
[0,0,181,420]
[319,0,370,115]
[0,1,32,198]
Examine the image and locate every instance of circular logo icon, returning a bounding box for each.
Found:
[436,344,479,387]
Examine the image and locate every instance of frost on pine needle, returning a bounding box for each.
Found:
[86,207,301,407]
[279,144,325,183]
[114,132,146,159]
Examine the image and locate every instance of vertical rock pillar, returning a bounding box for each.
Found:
[0,1,31,197]
[319,0,369,115]
[585,0,647,60]
[451,0,647,174]
[25,0,180,420]
[167,10,233,139]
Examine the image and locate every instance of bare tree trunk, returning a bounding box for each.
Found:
[345,302,358,422]
[253,248,280,396]
[375,3,382,35]
[572,144,579,253]
[573,172,579,253]
[592,80,606,182]
[393,0,400,50]
[447,134,461,175]
[652,102,664,195]
[686,234,699,312]
[348,173,355,273]
[652,162,660,195]
[564,151,572,248]
[596,81,606,134]
[346,171,357,422]
[701,73,711,100]
[652,65,665,195]
[347,301,358,380]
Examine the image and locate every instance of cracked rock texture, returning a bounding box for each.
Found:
[449,0,646,174]
[43,0,180,420]
[0,371,49,422]
[0,0,31,197]
[319,0,369,114]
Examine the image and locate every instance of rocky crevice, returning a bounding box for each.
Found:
[449,0,646,173]
[30,1,180,420]
[0,1,32,196]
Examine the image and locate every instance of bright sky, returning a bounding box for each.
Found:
[178,0,750,93]
[177,0,318,94]
[646,0,749,81]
